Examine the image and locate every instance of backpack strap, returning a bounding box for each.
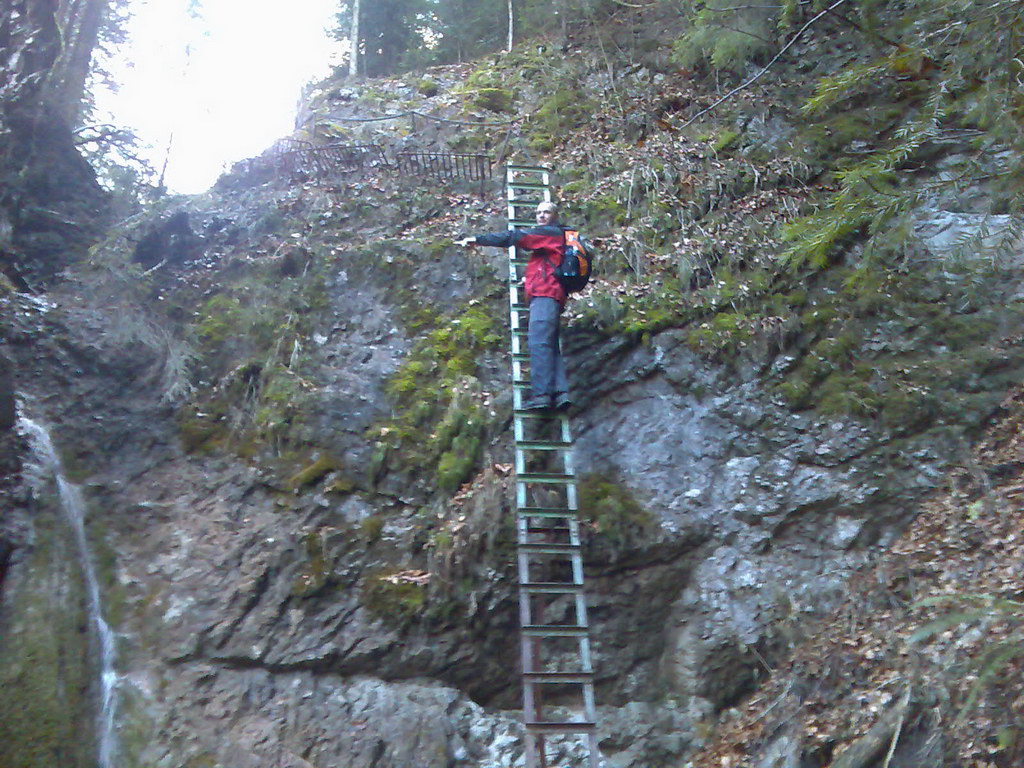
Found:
[544,228,568,273]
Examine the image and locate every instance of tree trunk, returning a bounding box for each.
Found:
[1,0,62,107]
[51,0,109,125]
[0,0,108,284]
[507,0,514,52]
[348,0,361,78]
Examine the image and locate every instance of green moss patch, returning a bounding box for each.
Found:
[286,454,346,491]
[369,301,504,494]
[291,529,336,598]
[578,474,656,555]
[415,78,439,97]
[0,519,96,768]
[361,569,428,625]
[460,65,514,112]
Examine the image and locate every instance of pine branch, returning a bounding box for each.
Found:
[681,0,850,128]
[711,22,775,45]
[823,6,901,49]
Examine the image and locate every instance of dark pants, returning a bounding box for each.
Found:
[528,297,568,401]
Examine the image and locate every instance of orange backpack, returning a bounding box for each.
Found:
[552,229,593,293]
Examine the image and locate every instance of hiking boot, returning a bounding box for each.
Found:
[523,395,553,411]
[555,393,572,411]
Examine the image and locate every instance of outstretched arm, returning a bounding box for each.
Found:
[459,230,521,249]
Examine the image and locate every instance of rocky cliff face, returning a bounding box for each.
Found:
[2,3,1023,767]
[3,185,1016,767]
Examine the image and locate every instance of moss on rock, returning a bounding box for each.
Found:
[361,569,428,625]
[0,513,97,768]
[578,474,656,555]
[286,454,345,491]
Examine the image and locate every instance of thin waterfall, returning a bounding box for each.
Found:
[19,414,119,768]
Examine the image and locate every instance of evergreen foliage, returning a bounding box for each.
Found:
[338,0,428,77]
[421,0,509,66]
[672,3,775,75]
[783,0,1024,271]
[335,0,623,77]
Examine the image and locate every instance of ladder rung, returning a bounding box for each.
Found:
[508,197,544,206]
[511,303,530,312]
[519,542,581,555]
[521,624,589,637]
[517,472,574,483]
[513,420,567,430]
[514,422,569,434]
[522,672,594,683]
[528,528,577,540]
[516,506,576,517]
[513,413,568,423]
[507,164,550,172]
[525,522,574,533]
[525,720,597,734]
[515,440,573,450]
[520,582,584,593]
[509,219,535,226]
[508,181,549,190]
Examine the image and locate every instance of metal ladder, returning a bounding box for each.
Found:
[505,164,600,768]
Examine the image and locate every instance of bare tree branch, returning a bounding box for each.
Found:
[73,125,133,147]
[704,5,786,11]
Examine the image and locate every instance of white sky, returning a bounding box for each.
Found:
[98,0,343,194]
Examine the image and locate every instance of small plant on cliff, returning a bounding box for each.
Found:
[361,569,429,626]
[578,474,656,557]
[291,529,334,598]
[416,78,439,97]
[460,65,514,112]
[179,259,331,467]
[911,592,1024,718]
[526,88,596,151]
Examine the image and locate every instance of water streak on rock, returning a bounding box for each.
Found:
[19,414,119,768]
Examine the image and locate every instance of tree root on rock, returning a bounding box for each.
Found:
[828,689,914,768]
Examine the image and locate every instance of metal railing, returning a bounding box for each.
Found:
[241,141,492,189]
[395,151,492,182]
[275,143,387,179]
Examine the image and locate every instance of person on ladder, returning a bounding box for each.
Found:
[458,201,572,411]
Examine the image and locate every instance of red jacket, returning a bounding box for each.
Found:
[474,224,569,304]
